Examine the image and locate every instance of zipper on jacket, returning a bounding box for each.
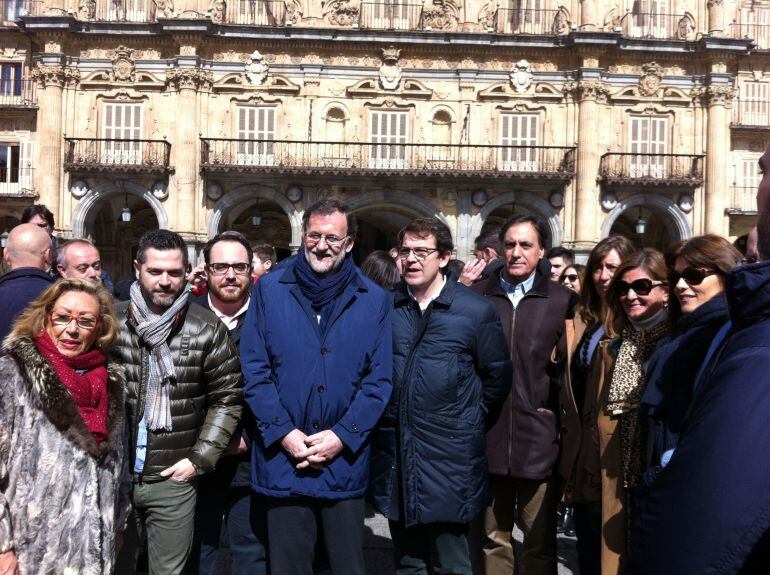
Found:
[132,348,149,482]
[508,304,516,474]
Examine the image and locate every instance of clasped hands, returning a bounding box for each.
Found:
[281,428,343,470]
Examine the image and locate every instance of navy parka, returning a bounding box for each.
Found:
[369,277,512,527]
[240,260,393,499]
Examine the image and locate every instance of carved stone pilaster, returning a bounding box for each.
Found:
[165,68,214,92]
[565,80,610,104]
[32,65,66,88]
[706,0,723,7]
[64,67,81,89]
[703,85,736,108]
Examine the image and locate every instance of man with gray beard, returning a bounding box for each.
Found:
[241,198,393,575]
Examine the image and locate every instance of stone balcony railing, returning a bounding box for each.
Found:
[200,138,576,182]
[599,153,704,187]
[0,167,35,197]
[64,138,173,174]
[0,79,37,108]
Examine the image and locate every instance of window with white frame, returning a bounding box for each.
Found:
[0,63,22,97]
[237,107,275,165]
[735,154,763,212]
[629,115,668,178]
[108,0,148,23]
[3,0,26,21]
[501,0,545,34]
[369,110,408,169]
[736,82,770,126]
[0,142,33,194]
[736,3,770,49]
[500,113,539,172]
[369,0,413,30]
[629,0,669,37]
[102,102,143,164]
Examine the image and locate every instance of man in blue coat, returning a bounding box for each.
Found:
[240,198,393,575]
[369,217,512,574]
[632,145,770,573]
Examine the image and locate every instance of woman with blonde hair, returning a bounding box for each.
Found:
[0,279,129,575]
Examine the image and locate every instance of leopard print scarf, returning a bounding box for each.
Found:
[607,320,669,488]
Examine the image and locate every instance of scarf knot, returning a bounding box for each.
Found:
[35,332,109,443]
[129,281,190,431]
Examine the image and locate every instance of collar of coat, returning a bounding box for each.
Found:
[277,257,370,295]
[394,271,456,308]
[481,258,552,299]
[3,333,126,463]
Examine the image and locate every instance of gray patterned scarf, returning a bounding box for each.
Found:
[129,281,190,431]
[607,317,668,488]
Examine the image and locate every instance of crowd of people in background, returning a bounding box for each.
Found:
[0,190,769,575]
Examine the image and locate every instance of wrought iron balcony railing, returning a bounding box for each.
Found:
[358,2,422,31]
[221,0,286,26]
[200,139,576,181]
[0,79,36,108]
[729,186,758,213]
[64,0,156,23]
[0,167,34,196]
[731,98,770,127]
[493,8,570,35]
[619,12,696,41]
[599,153,704,187]
[731,22,770,50]
[64,138,172,174]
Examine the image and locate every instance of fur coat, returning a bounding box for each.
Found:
[0,334,130,575]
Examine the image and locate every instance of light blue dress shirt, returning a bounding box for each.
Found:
[500,272,536,309]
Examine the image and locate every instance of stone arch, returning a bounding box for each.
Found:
[470,191,563,247]
[71,180,168,239]
[207,184,302,248]
[600,193,691,242]
[346,189,451,227]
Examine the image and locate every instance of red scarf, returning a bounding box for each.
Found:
[35,333,110,444]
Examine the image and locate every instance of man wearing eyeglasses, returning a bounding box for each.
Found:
[241,198,393,575]
[369,217,511,574]
[188,231,267,575]
[56,239,102,283]
[472,215,576,575]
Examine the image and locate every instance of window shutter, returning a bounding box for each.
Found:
[630,116,668,177]
[102,103,143,164]
[237,107,275,164]
[500,113,539,171]
[369,110,408,168]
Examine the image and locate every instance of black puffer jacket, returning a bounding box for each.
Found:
[112,300,243,480]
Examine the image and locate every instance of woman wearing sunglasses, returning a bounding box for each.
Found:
[559,235,635,575]
[597,249,670,574]
[637,236,740,487]
[560,264,585,294]
[0,279,129,575]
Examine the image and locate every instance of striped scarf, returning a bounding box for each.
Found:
[129,281,190,431]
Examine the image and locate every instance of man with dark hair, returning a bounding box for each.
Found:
[0,223,54,345]
[251,244,277,280]
[458,228,503,286]
[632,145,770,573]
[546,246,575,282]
[241,198,393,574]
[112,229,242,575]
[57,239,102,283]
[473,214,575,575]
[369,217,511,573]
[189,231,266,574]
[20,204,55,233]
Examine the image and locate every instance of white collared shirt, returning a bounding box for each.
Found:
[407,275,447,312]
[500,272,536,309]
[207,294,250,330]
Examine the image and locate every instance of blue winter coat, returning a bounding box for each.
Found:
[632,262,770,574]
[240,260,393,499]
[0,267,53,346]
[369,278,512,526]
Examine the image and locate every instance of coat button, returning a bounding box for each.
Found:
[273,416,281,424]
[321,347,328,354]
[312,421,320,430]
[318,385,326,393]
[351,423,358,431]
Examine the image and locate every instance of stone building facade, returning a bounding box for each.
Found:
[0,0,767,278]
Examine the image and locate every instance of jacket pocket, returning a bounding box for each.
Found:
[512,407,560,477]
[413,354,459,415]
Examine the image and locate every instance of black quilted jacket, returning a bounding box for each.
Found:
[111,300,243,480]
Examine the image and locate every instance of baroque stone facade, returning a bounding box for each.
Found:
[1,0,768,276]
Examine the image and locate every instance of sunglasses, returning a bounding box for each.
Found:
[562,274,579,282]
[671,266,719,286]
[614,278,665,296]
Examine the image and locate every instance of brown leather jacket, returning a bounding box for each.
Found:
[472,262,576,479]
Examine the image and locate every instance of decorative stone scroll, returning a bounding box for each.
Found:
[379,45,402,91]
[111,46,136,83]
[422,1,459,31]
[510,60,533,94]
[245,50,269,85]
[322,0,359,27]
[638,62,663,97]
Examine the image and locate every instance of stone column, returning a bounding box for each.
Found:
[707,0,725,37]
[579,0,599,31]
[32,65,68,214]
[165,67,210,236]
[571,79,609,250]
[704,84,735,236]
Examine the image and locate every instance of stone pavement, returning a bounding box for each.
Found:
[216,508,578,574]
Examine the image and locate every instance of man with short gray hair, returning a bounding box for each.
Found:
[56,239,102,283]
